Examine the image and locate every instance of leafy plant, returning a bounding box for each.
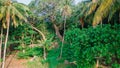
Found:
[62,24,120,68]
[17,46,43,59]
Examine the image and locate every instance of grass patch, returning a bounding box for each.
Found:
[26,57,48,68]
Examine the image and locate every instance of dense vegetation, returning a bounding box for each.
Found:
[0,0,120,68]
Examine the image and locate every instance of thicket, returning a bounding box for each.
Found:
[9,23,55,59]
[0,0,120,68]
[12,24,120,68]
[62,24,120,68]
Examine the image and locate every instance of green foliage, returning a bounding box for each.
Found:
[1,0,119,68]
[62,24,120,68]
[46,48,77,68]
[47,48,60,68]
[9,24,38,44]
[9,24,44,59]
[112,63,120,68]
[17,46,43,59]
[27,57,48,68]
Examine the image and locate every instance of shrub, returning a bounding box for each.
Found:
[17,46,43,59]
[62,24,120,68]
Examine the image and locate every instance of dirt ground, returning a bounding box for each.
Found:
[4,53,28,68]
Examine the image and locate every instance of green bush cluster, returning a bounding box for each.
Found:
[17,46,43,59]
[9,24,43,58]
[63,24,120,68]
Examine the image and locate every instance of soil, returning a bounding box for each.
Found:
[4,52,28,68]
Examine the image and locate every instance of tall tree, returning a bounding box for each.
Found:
[28,0,74,41]
[0,0,29,68]
[28,0,74,60]
[60,1,72,58]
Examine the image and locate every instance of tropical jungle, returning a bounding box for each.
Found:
[0,0,120,68]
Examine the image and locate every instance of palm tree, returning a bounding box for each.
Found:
[0,0,4,66]
[0,0,29,68]
[86,0,120,26]
[60,0,72,58]
[76,1,91,28]
[0,27,3,67]
[93,0,115,26]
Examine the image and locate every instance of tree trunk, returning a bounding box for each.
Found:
[29,24,46,60]
[60,16,66,58]
[2,12,10,68]
[0,27,3,67]
[92,0,97,3]
[80,18,84,29]
[2,24,10,68]
[119,12,120,24]
[95,59,99,68]
[21,34,25,53]
[100,21,102,28]
[50,15,63,41]
[43,46,46,60]
[30,24,46,40]
[53,24,63,41]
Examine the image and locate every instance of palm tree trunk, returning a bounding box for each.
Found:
[43,46,46,60]
[0,27,3,67]
[2,24,10,68]
[60,16,66,58]
[2,12,10,68]
[21,34,25,53]
[101,21,102,27]
[119,12,120,24]
[92,0,97,3]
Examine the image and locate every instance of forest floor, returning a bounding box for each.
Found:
[5,52,28,68]
[3,52,73,68]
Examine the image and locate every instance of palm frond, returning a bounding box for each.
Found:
[11,6,27,22]
[0,6,7,20]
[62,5,72,17]
[108,1,120,21]
[86,2,97,16]
[2,19,7,29]
[13,3,30,17]
[11,8,17,27]
[93,0,115,26]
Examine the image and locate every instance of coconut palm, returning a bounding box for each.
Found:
[76,1,91,28]
[60,2,72,58]
[0,27,3,67]
[93,0,120,26]
[0,0,29,68]
[0,0,4,66]
[86,0,120,26]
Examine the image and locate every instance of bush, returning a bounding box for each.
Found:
[62,24,120,68]
[17,46,43,59]
[112,63,120,68]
